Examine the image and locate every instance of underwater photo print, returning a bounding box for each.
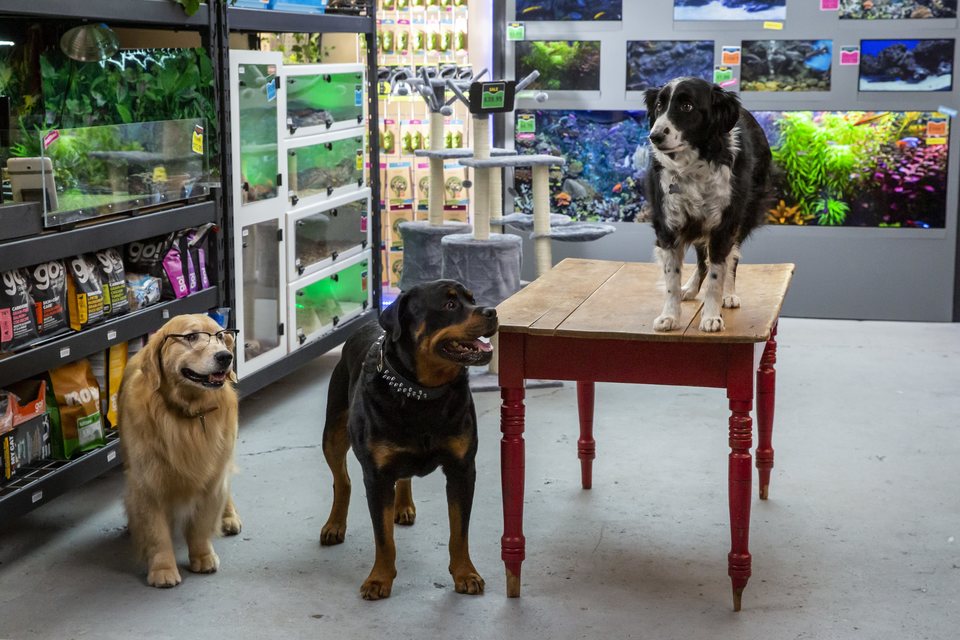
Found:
[673,0,786,20]
[513,110,650,222]
[516,41,601,91]
[516,0,622,20]
[625,41,715,91]
[859,39,955,91]
[741,40,832,92]
[757,111,950,228]
[838,0,956,19]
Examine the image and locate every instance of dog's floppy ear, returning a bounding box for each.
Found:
[379,290,411,342]
[136,327,166,391]
[643,87,661,125]
[711,84,741,133]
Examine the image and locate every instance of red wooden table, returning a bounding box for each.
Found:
[495,259,794,610]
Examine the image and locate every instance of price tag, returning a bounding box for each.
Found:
[192,124,204,155]
[839,46,860,65]
[506,22,525,41]
[266,79,277,102]
[32,491,43,504]
[820,0,839,9]
[356,150,364,171]
[162,309,170,319]
[721,46,741,66]
[516,113,536,134]
[107,451,117,463]
[107,329,117,341]
[60,347,71,359]
[763,21,783,30]
[713,66,734,84]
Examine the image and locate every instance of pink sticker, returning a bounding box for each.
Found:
[0,308,12,342]
[719,79,738,88]
[820,0,839,10]
[840,47,860,65]
[361,216,368,232]
[43,130,59,149]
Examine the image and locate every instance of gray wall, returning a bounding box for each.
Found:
[502,0,960,321]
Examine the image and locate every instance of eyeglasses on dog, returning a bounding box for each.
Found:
[164,329,238,350]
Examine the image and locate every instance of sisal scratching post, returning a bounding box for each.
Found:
[531,164,552,276]
[428,111,445,226]
[471,115,491,240]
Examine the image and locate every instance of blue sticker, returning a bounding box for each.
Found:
[266,79,277,102]
[355,85,363,107]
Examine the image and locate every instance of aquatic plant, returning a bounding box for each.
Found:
[767,199,814,225]
[516,41,601,91]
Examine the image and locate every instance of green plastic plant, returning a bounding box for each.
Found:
[518,41,599,91]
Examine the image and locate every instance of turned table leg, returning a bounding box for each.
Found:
[501,385,526,597]
[576,381,596,490]
[756,323,778,500]
[727,345,755,611]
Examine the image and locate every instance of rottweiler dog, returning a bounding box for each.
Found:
[320,280,498,600]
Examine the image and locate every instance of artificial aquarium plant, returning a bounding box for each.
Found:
[516,41,601,91]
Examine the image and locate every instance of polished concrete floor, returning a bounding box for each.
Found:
[1,318,958,640]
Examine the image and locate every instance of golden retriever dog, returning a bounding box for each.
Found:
[118,314,242,588]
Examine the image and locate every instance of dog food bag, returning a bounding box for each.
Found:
[22,260,69,338]
[0,268,40,353]
[47,359,106,458]
[125,273,162,310]
[0,390,14,435]
[105,342,127,429]
[126,234,186,300]
[187,223,216,293]
[95,248,130,318]
[66,255,106,331]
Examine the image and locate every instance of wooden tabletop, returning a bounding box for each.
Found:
[497,259,795,344]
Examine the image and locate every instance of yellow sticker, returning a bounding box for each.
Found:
[192,130,204,154]
[763,21,784,30]
[356,150,364,170]
[152,166,168,182]
[926,137,947,146]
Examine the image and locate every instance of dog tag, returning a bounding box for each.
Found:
[669,183,681,195]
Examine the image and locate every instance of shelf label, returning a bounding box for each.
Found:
[162,309,170,320]
[713,66,734,84]
[820,0,839,9]
[721,46,741,66]
[60,346,71,359]
[32,491,43,504]
[107,329,117,341]
[840,46,860,66]
[506,22,525,41]
[107,451,117,463]
[763,21,783,30]
[192,124,204,155]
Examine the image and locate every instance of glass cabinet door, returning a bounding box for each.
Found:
[290,253,370,349]
[285,65,365,136]
[238,63,280,204]
[290,190,370,278]
[288,132,365,207]
[240,219,283,371]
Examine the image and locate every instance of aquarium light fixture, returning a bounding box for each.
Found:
[0,41,15,47]
[60,23,119,62]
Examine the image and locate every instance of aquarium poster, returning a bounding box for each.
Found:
[673,0,787,21]
[516,41,601,91]
[516,0,622,21]
[756,111,950,228]
[626,41,715,92]
[513,110,650,222]
[838,0,957,19]
[741,40,832,91]
[859,39,955,92]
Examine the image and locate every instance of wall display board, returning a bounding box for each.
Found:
[501,0,960,321]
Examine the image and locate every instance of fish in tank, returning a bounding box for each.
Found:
[626,41,715,91]
[673,0,786,20]
[285,70,364,134]
[515,41,601,91]
[516,0,622,20]
[755,111,949,228]
[513,110,650,222]
[859,39,955,92]
[838,0,956,19]
[741,40,832,92]
[288,135,364,206]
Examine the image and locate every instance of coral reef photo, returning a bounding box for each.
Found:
[673,0,786,20]
[516,0,622,21]
[513,110,649,222]
[839,0,956,19]
[859,39,955,91]
[741,40,833,92]
[626,41,715,91]
[516,41,601,91]
[756,111,949,228]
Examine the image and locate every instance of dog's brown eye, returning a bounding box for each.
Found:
[185,333,200,343]
[680,102,694,113]
[656,101,664,112]
[444,299,458,311]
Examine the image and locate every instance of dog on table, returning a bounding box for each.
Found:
[320,280,498,600]
[118,314,242,588]
[643,77,772,332]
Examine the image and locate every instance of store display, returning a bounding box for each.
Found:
[626,41,715,92]
[287,132,366,207]
[838,0,957,19]
[284,65,365,135]
[515,0,622,20]
[46,359,106,459]
[287,190,371,277]
[859,39,955,91]
[65,255,106,330]
[290,254,370,348]
[515,41,601,92]
[741,40,833,92]
[236,60,281,205]
[0,269,40,353]
[673,0,787,20]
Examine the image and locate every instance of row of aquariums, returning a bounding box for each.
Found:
[516,38,956,93]
[513,109,951,229]
[514,1,956,20]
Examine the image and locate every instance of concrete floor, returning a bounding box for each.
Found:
[1,318,958,639]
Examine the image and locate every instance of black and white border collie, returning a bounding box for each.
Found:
[643,77,772,332]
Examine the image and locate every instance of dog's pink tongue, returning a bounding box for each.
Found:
[474,338,493,353]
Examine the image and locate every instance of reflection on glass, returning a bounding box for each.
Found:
[238,63,279,204]
[286,71,364,134]
[242,220,281,362]
[294,197,368,275]
[288,135,364,205]
[294,257,369,344]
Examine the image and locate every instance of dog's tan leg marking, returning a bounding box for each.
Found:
[361,504,397,600]
[186,489,225,574]
[221,494,242,536]
[448,501,484,595]
[321,410,351,546]
[394,478,416,526]
[127,496,181,588]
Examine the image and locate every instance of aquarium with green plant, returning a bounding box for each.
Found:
[293,256,370,346]
[291,193,369,276]
[285,66,365,135]
[515,41,601,91]
[288,132,364,206]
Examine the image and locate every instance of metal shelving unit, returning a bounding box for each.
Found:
[0,0,210,26]
[227,7,372,34]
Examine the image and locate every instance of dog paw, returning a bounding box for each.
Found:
[147,567,182,588]
[360,576,394,600]
[221,515,242,536]
[188,552,220,574]
[722,294,741,309]
[653,314,679,332]
[699,315,725,333]
[394,506,416,526]
[452,571,485,595]
[681,286,699,301]
[320,521,347,546]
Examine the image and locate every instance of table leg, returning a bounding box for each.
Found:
[576,381,596,490]
[756,323,778,500]
[501,385,526,597]
[727,345,755,612]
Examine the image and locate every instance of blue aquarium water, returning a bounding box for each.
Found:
[626,41,715,91]
[859,39,955,92]
[516,0,622,20]
[741,40,832,92]
[674,0,786,20]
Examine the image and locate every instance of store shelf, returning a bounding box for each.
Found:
[0,288,219,389]
[0,200,217,273]
[0,431,121,521]
[227,7,373,34]
[238,308,374,398]
[0,0,210,26]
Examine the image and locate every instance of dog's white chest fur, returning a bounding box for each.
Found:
[658,157,733,237]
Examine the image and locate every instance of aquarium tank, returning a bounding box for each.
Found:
[514,110,650,222]
[285,68,364,134]
[839,0,957,19]
[626,41,715,91]
[292,195,369,276]
[859,39,955,92]
[741,40,833,92]
[515,41,601,91]
[516,0,622,20]
[756,110,950,228]
[293,256,369,345]
[674,0,786,20]
[288,133,365,206]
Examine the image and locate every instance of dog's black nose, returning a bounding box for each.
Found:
[215,351,234,368]
[649,131,665,145]
[480,307,497,319]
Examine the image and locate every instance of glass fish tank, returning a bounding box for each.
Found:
[741,40,833,92]
[287,130,365,207]
[36,118,210,227]
[515,41,601,91]
[284,64,365,136]
[287,188,371,278]
[289,252,371,350]
[236,59,281,205]
[516,0,622,20]
[626,41,715,92]
[673,0,786,20]
[839,0,957,19]
[859,39,955,92]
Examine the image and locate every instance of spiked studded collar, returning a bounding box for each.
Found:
[375,335,455,401]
